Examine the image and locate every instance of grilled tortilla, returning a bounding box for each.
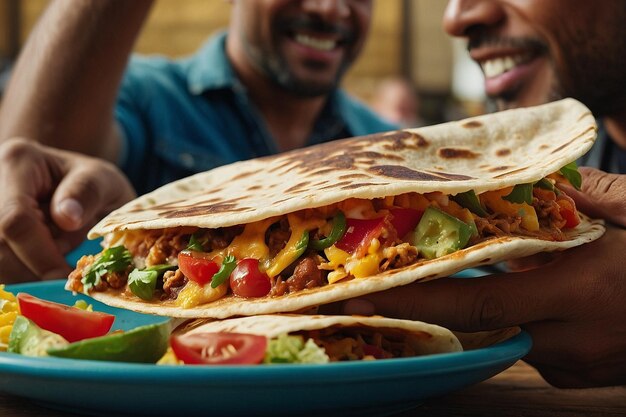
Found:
[178,314,463,361]
[66,99,605,318]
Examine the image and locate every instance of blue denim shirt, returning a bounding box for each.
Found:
[115,32,397,195]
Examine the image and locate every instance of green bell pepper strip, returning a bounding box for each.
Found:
[308,212,347,251]
[210,255,238,288]
[412,206,473,260]
[296,230,310,255]
[451,190,489,217]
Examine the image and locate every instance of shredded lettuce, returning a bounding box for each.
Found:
[263,334,329,364]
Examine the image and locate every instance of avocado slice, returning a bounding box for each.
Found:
[8,316,69,356]
[46,321,170,363]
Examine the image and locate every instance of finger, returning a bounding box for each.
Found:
[505,251,560,272]
[50,159,135,231]
[0,239,40,284]
[0,195,72,280]
[563,167,626,226]
[343,260,579,332]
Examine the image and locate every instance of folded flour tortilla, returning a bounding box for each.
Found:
[178,314,464,360]
[66,99,605,318]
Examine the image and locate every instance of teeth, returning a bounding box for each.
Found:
[294,34,336,51]
[481,54,528,78]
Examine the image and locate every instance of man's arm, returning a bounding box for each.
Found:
[0,0,153,162]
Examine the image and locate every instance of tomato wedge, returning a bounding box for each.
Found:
[178,251,220,286]
[170,332,267,365]
[17,293,115,342]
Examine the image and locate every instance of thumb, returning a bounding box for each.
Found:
[563,167,626,227]
[50,162,135,232]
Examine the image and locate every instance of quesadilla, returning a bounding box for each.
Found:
[66,99,605,318]
[166,314,463,364]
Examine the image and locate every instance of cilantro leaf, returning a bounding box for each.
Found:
[186,233,207,252]
[128,264,176,301]
[559,161,582,190]
[503,183,534,205]
[81,246,132,292]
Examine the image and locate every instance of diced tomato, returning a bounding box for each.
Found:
[556,196,580,228]
[389,208,423,238]
[178,251,220,286]
[170,332,267,365]
[230,258,271,298]
[335,217,385,254]
[17,293,115,342]
[335,208,423,255]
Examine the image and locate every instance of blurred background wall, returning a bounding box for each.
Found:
[0,0,485,125]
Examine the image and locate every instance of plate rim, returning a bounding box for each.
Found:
[1,280,532,384]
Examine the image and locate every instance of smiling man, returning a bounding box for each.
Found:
[342,0,626,388]
[442,0,626,175]
[0,0,394,196]
[0,0,396,282]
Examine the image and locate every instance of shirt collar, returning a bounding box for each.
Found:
[185,31,237,95]
[183,31,391,140]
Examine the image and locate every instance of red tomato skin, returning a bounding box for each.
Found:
[178,252,220,286]
[17,293,114,342]
[229,258,271,298]
[559,205,580,228]
[335,208,422,254]
[389,208,423,238]
[556,195,581,229]
[335,217,385,253]
[170,332,267,365]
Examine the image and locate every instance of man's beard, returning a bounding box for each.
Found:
[256,52,345,98]
[244,15,355,98]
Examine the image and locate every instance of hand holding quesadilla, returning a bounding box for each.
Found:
[341,224,626,388]
[65,99,605,318]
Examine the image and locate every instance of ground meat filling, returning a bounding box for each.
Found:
[68,188,576,300]
[473,190,569,243]
[161,269,187,300]
[298,326,421,361]
[67,255,95,292]
[66,255,129,292]
[267,218,290,257]
[270,255,327,297]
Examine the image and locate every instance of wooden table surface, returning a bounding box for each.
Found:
[1,360,624,417]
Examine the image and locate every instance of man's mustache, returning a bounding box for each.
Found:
[280,16,354,43]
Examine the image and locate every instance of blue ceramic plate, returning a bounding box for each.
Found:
[0,280,531,417]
